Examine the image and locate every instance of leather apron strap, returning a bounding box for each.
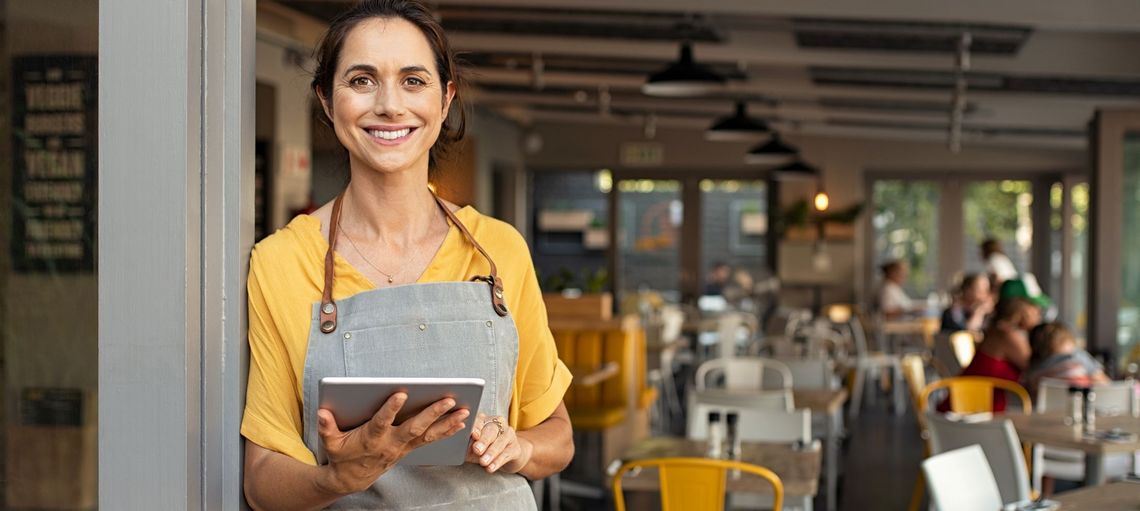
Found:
[318,191,508,334]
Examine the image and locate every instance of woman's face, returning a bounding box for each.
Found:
[963,278,990,305]
[322,17,454,176]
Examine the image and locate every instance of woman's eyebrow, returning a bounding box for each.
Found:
[342,63,376,76]
[341,64,431,76]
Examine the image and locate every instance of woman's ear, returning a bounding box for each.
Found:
[441,81,456,117]
[316,87,334,123]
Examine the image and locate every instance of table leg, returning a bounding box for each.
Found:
[826,408,839,511]
[1084,453,1106,486]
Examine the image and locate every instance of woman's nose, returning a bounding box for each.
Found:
[372,87,406,117]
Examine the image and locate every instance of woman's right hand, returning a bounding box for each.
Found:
[314,392,470,496]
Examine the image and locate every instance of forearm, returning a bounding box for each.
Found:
[244,442,345,511]
[514,404,574,480]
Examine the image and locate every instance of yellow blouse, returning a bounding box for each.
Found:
[241,207,572,465]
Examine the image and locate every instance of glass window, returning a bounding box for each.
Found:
[1067,181,1085,337]
[962,180,1033,276]
[1119,133,1140,368]
[2,1,99,508]
[617,179,682,303]
[872,180,940,297]
[699,179,767,296]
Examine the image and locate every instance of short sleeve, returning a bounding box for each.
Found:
[241,250,317,465]
[509,247,572,431]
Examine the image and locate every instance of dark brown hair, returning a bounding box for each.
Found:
[981,238,1002,257]
[310,0,466,170]
[1029,321,1075,365]
[987,297,1034,330]
[958,273,985,294]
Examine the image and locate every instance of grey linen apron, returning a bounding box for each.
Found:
[300,193,537,510]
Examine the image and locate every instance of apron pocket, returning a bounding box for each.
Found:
[342,319,497,382]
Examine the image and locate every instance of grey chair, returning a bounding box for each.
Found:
[922,445,1004,511]
[925,412,1030,506]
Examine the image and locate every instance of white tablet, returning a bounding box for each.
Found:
[317,377,485,466]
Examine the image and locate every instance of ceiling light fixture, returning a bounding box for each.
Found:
[745,133,798,165]
[642,42,726,97]
[706,101,770,141]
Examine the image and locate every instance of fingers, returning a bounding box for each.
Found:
[363,392,408,438]
[469,413,488,442]
[479,427,517,473]
[411,408,470,449]
[397,397,457,442]
[470,419,502,458]
[317,408,341,444]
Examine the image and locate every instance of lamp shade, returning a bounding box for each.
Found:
[744,134,798,165]
[642,42,726,97]
[706,102,770,141]
[770,159,819,181]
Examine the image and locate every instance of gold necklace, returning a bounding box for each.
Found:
[337,218,398,284]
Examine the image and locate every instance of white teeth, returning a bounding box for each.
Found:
[368,128,411,140]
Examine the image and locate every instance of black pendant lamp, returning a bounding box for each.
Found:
[745,133,798,165]
[706,102,770,141]
[642,42,726,97]
[769,158,820,181]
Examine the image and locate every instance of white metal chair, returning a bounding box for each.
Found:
[771,357,837,390]
[925,413,1031,505]
[841,313,904,419]
[690,388,796,414]
[687,403,813,510]
[695,356,793,392]
[922,445,1004,511]
[1032,378,1139,491]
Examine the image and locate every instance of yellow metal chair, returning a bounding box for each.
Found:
[918,376,1032,415]
[899,354,929,511]
[612,457,784,511]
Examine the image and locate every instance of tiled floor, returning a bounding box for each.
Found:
[560,395,926,510]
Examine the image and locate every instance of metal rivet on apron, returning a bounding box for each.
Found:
[486,321,493,328]
[320,320,335,333]
[494,288,504,299]
[321,302,334,314]
[419,323,427,331]
[344,332,352,340]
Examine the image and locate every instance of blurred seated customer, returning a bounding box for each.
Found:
[721,268,754,308]
[952,297,1040,412]
[703,261,732,296]
[1023,322,1109,399]
[999,274,1056,321]
[981,238,1019,288]
[876,260,924,319]
[940,273,994,333]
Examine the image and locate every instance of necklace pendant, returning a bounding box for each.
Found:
[387,276,394,283]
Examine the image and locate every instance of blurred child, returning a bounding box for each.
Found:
[1022,322,1110,399]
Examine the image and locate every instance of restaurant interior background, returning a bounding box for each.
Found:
[2,0,1140,509]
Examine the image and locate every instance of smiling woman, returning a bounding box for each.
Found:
[240,2,574,510]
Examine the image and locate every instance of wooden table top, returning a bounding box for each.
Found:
[1006,413,1140,455]
[617,437,822,497]
[792,389,849,415]
[881,317,939,335]
[1052,481,1140,510]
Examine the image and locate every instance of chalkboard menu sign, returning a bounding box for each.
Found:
[11,56,98,273]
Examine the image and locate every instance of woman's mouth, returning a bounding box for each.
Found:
[365,127,416,145]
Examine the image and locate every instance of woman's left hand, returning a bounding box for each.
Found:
[467,413,532,474]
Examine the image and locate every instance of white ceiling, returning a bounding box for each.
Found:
[274,0,1140,149]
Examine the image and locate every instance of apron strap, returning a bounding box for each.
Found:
[318,193,345,334]
[319,189,508,334]
[431,194,509,317]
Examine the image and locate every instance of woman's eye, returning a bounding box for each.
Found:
[349,76,375,88]
[405,77,427,87]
